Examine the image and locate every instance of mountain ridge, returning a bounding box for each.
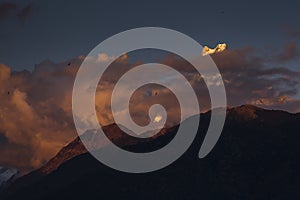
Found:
[2,104,300,199]
[42,104,287,175]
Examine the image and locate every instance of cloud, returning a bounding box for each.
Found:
[202,43,227,56]
[159,45,300,113]
[96,53,116,63]
[0,42,300,173]
[0,63,10,81]
[0,54,141,172]
[96,53,128,63]
[0,60,80,172]
[0,53,202,173]
[0,2,33,21]
[276,42,298,62]
[210,47,300,111]
[17,3,33,20]
[154,115,162,123]
[0,2,16,20]
[281,24,300,39]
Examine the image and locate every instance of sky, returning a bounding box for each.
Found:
[0,0,299,71]
[0,0,300,173]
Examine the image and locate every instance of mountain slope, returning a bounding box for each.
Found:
[0,167,19,191]
[2,105,300,200]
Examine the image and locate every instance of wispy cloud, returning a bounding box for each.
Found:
[17,2,33,20]
[0,2,17,20]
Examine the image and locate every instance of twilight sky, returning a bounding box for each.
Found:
[0,0,299,71]
[0,0,300,173]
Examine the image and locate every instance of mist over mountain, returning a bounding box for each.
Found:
[1,105,300,200]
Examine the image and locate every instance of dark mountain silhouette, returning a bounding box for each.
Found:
[2,105,300,200]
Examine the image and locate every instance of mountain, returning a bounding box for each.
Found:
[0,167,19,191]
[2,105,300,199]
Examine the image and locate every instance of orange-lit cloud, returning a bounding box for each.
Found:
[0,43,300,173]
[154,115,162,123]
[0,61,79,172]
[202,43,227,56]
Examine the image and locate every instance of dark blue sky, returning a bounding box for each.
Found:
[0,0,299,71]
